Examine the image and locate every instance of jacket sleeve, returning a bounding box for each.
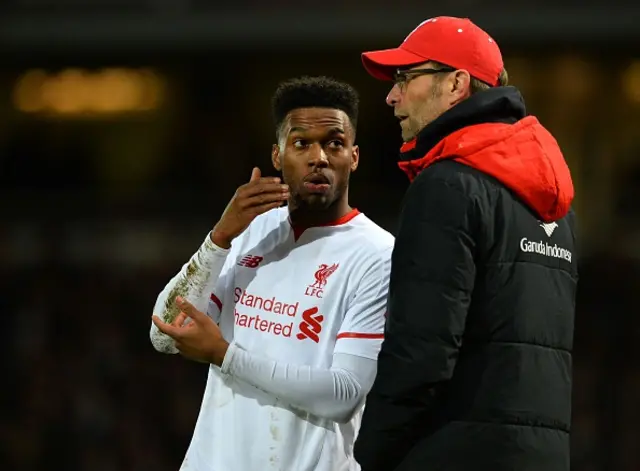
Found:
[354,175,477,471]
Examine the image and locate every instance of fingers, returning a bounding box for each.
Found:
[239,180,289,209]
[152,298,205,339]
[242,191,289,209]
[242,181,287,198]
[247,201,286,216]
[250,167,261,182]
[152,315,182,339]
[175,297,207,323]
[171,311,189,327]
[240,169,288,206]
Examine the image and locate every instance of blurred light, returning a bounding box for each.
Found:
[12,68,166,117]
[551,56,594,102]
[12,69,47,113]
[41,68,87,114]
[622,61,640,104]
[137,68,165,111]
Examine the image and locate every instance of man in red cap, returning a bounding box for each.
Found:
[354,17,578,471]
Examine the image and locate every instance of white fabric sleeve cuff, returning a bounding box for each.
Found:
[221,341,377,423]
[201,232,231,261]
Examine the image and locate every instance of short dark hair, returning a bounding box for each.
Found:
[470,68,509,94]
[271,76,359,139]
[428,60,509,94]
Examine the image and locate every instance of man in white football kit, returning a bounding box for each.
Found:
[150,76,394,471]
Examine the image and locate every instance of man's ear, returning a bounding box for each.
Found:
[350,145,359,172]
[449,69,472,105]
[272,144,282,171]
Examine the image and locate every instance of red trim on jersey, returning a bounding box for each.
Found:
[325,208,361,226]
[336,332,385,340]
[210,293,222,311]
[291,208,361,241]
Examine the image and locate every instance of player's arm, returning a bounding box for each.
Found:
[150,235,230,353]
[354,176,477,471]
[150,167,289,353]
[220,250,391,423]
[222,348,376,423]
[152,301,379,423]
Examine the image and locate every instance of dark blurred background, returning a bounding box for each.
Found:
[1,1,639,470]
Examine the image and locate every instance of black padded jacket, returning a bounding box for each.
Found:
[354,87,578,471]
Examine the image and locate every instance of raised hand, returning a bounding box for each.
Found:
[211,167,289,248]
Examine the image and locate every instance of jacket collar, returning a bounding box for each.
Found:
[399,86,528,163]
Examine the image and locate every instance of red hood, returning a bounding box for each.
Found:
[398,116,574,222]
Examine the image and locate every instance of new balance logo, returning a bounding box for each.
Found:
[540,221,558,237]
[237,255,264,268]
[296,306,324,343]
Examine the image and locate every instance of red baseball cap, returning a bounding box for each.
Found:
[362,17,503,86]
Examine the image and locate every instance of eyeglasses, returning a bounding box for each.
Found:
[393,67,456,90]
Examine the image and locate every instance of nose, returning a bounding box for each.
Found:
[308,143,329,168]
[386,84,401,107]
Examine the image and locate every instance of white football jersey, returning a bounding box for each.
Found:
[181,207,394,471]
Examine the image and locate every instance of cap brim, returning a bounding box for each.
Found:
[361,47,428,81]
